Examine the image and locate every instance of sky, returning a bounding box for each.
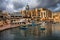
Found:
[0,0,60,13]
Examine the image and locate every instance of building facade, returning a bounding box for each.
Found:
[0,10,10,26]
[20,5,53,22]
[53,12,60,23]
[10,12,25,25]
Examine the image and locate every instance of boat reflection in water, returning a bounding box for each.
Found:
[0,22,60,40]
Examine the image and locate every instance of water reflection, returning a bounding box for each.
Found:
[0,23,60,40]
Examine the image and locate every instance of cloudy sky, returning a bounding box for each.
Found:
[0,0,60,13]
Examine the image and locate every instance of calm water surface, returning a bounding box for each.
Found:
[0,23,60,40]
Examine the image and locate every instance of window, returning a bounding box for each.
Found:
[38,12,40,16]
[0,16,3,18]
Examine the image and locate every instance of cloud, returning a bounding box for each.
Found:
[0,0,60,13]
[37,0,59,8]
[12,0,39,9]
[0,0,7,10]
[48,3,60,12]
[53,3,60,12]
[13,2,24,10]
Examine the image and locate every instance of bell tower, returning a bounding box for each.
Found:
[25,4,30,17]
[26,4,29,11]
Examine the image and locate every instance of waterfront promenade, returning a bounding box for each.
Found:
[0,22,42,31]
[0,24,20,31]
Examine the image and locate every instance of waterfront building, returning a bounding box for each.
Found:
[10,12,23,24]
[0,10,4,26]
[39,8,53,21]
[53,12,60,23]
[10,12,21,24]
[3,11,10,24]
[0,10,3,20]
[20,4,31,18]
[0,10,10,26]
[20,5,53,22]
